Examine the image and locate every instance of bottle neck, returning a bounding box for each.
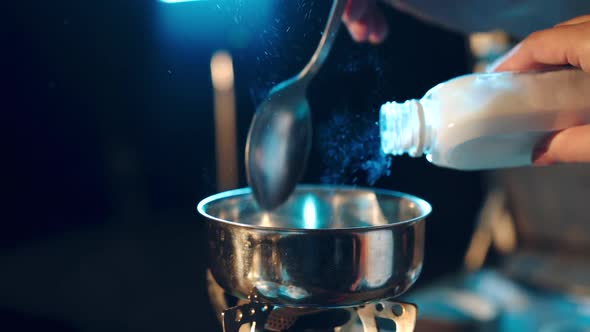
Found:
[380,99,431,157]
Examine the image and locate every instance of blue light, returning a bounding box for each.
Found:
[156,0,274,49]
[159,0,202,3]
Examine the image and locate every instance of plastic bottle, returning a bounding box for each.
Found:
[380,68,590,170]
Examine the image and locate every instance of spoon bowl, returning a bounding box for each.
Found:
[245,0,346,210]
[246,80,311,210]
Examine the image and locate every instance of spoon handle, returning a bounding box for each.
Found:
[298,0,347,83]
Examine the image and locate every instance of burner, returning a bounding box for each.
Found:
[207,270,417,332]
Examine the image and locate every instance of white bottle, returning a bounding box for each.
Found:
[380,69,590,170]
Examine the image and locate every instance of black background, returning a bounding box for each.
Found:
[2,1,483,331]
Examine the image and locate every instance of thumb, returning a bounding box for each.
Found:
[533,125,590,165]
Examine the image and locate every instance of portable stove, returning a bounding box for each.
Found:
[198,185,431,332]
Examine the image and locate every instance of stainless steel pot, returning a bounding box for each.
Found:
[198,185,431,308]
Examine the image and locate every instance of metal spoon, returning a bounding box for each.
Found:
[245,0,347,210]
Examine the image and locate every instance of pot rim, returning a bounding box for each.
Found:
[197,184,432,233]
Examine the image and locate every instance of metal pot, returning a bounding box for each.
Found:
[198,185,431,308]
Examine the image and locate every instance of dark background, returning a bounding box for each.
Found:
[2,1,483,331]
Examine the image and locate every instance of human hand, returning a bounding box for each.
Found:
[491,15,590,165]
[343,0,388,44]
[342,1,590,44]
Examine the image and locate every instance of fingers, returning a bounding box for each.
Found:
[346,12,370,42]
[533,125,590,165]
[367,8,388,44]
[490,20,590,72]
[490,16,590,166]
[343,0,370,23]
[343,0,388,44]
